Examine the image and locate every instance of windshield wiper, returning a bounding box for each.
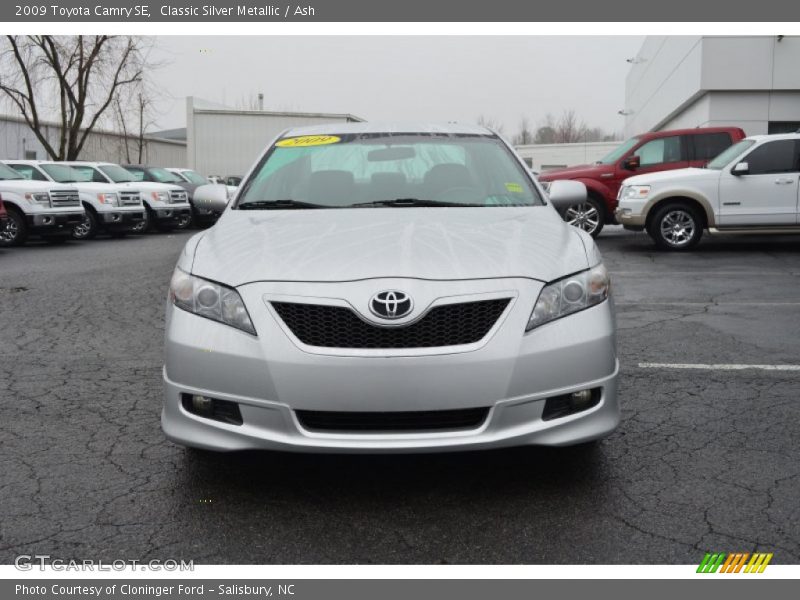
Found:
[350,198,477,208]
[237,199,328,210]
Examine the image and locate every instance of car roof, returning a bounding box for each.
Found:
[636,126,745,140]
[745,132,800,142]
[282,121,495,137]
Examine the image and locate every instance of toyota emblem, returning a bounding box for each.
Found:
[369,290,413,320]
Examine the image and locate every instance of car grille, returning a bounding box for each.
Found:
[49,189,80,207]
[169,190,188,204]
[295,407,490,432]
[270,298,510,349]
[119,191,142,206]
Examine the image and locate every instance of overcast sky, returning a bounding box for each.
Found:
[150,36,644,138]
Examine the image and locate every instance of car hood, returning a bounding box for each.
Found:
[0,179,74,192]
[538,164,608,181]
[191,207,590,286]
[624,167,718,186]
[117,181,183,192]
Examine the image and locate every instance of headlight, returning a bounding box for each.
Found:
[25,193,50,205]
[620,185,650,201]
[526,263,610,331]
[151,191,169,203]
[169,267,256,335]
[97,192,118,206]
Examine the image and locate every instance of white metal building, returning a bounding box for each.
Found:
[624,35,800,137]
[0,113,186,166]
[185,97,363,177]
[514,141,620,172]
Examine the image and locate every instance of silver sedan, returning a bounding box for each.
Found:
[162,122,619,452]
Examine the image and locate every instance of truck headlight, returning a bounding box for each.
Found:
[526,263,610,331]
[97,192,118,206]
[620,185,650,201]
[151,191,169,203]
[169,267,256,335]
[25,193,50,205]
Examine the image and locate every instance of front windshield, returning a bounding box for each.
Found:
[237,133,544,209]
[0,163,23,180]
[98,164,137,183]
[707,139,756,170]
[147,167,183,184]
[41,164,92,183]
[597,137,640,165]
[180,170,208,184]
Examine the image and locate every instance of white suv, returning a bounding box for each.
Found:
[616,133,800,250]
[65,162,191,233]
[0,162,83,246]
[3,160,145,240]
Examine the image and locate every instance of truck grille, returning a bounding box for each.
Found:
[49,189,80,207]
[271,298,510,349]
[169,190,188,204]
[119,191,142,206]
[296,407,490,432]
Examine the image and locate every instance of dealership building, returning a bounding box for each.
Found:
[623,35,800,138]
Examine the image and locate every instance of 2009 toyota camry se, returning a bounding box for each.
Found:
[162,122,619,452]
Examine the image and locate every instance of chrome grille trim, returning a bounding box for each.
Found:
[49,189,81,208]
[169,190,188,204]
[119,191,142,206]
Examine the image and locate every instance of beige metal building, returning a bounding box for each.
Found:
[185,97,363,177]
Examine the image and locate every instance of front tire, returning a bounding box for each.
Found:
[174,211,192,230]
[72,208,98,240]
[130,208,150,234]
[563,196,605,237]
[648,202,703,251]
[0,207,27,247]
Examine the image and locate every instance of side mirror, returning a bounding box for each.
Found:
[548,180,588,215]
[622,155,640,170]
[731,161,749,176]
[193,184,230,213]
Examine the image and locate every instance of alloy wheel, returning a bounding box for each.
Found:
[565,202,601,235]
[659,209,696,248]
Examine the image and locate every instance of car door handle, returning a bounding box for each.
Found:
[774,178,795,184]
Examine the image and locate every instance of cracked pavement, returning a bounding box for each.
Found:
[0,227,798,564]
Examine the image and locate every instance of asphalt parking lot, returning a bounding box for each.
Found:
[1,227,799,564]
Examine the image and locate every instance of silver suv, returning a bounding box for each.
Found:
[162,123,619,453]
[616,133,800,250]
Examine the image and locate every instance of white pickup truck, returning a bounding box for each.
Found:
[616,133,800,250]
[65,162,191,233]
[3,160,145,240]
[0,162,84,246]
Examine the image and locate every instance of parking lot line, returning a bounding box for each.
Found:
[638,362,800,371]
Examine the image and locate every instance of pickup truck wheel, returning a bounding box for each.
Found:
[130,208,150,234]
[174,212,192,230]
[72,208,98,240]
[564,196,604,237]
[0,207,27,247]
[648,203,703,251]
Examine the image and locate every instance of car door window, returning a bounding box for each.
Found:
[692,133,732,161]
[742,140,799,175]
[633,136,684,166]
[8,164,47,181]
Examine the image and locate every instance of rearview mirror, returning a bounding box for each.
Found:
[731,161,749,176]
[367,147,416,162]
[547,180,588,215]
[193,184,230,213]
[623,155,640,170]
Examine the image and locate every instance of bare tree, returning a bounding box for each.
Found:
[0,35,153,160]
[513,117,534,145]
[476,115,505,135]
[531,110,618,144]
[554,109,587,143]
[113,79,158,163]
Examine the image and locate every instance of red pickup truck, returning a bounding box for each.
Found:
[537,126,747,236]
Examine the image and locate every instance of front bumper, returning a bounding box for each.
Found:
[153,206,190,223]
[26,211,85,234]
[162,278,619,453]
[615,205,646,230]
[100,209,145,229]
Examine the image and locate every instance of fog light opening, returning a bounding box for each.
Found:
[541,387,602,421]
[181,393,243,426]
